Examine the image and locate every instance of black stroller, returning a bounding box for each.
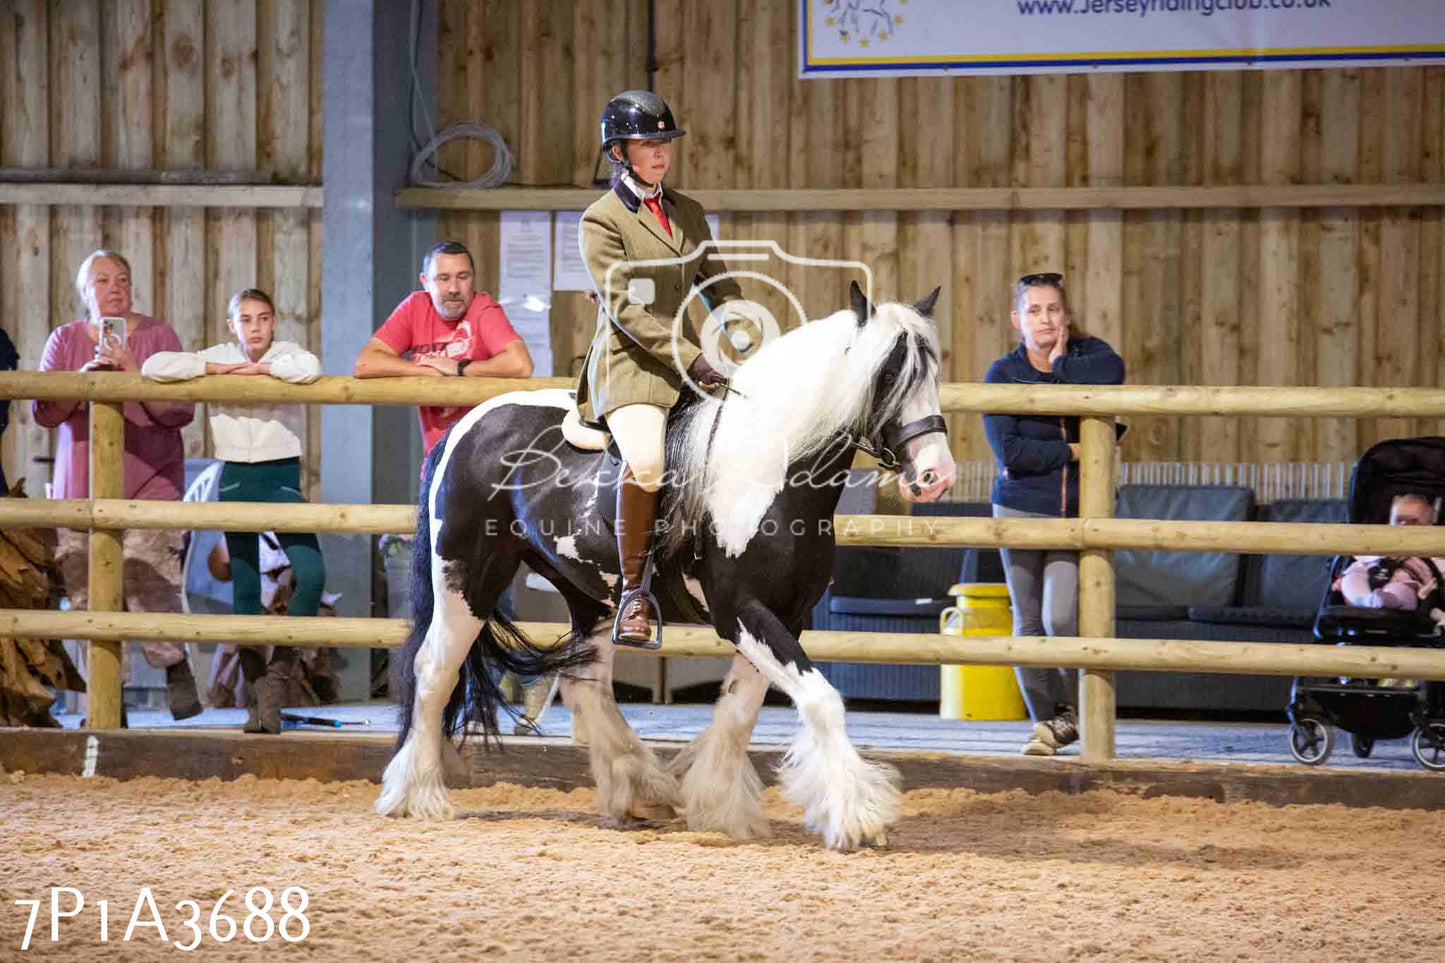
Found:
[1287,437,1445,770]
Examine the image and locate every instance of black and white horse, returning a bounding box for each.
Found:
[377,283,957,849]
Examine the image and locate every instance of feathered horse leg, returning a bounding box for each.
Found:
[669,651,771,839]
[563,627,680,825]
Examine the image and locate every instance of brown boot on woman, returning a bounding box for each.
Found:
[166,660,203,721]
[237,646,267,733]
[250,648,296,735]
[615,468,659,644]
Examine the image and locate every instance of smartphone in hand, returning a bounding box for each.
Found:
[91,316,125,369]
[98,316,124,353]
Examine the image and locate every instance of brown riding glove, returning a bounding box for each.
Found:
[686,354,729,391]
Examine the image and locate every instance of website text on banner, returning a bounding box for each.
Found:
[799,0,1445,78]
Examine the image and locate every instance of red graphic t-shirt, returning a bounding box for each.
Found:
[374,290,522,451]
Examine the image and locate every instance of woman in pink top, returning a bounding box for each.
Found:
[34,249,200,721]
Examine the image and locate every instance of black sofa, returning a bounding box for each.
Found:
[811,487,1347,713]
[812,502,1000,701]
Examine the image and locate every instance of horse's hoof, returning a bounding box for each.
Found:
[860,830,889,849]
[599,814,658,832]
[630,800,677,822]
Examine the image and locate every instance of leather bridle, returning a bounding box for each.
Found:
[852,414,948,473]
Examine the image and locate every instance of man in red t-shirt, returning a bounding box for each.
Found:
[354,241,533,452]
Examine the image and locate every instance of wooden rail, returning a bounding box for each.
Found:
[3,501,1444,558]
[0,183,322,208]
[3,371,1442,754]
[5,610,1443,684]
[395,183,1445,213]
[4,373,1445,418]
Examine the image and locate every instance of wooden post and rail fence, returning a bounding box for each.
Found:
[3,371,1445,763]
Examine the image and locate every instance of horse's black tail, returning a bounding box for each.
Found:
[392,435,596,754]
[449,614,596,748]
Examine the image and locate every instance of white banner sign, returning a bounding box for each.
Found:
[800,0,1445,78]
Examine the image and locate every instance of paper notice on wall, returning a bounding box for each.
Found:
[552,212,592,292]
[498,210,553,376]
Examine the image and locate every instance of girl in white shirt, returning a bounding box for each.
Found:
[143,288,322,733]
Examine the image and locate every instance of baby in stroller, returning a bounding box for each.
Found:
[1335,493,1445,627]
[1288,438,1445,770]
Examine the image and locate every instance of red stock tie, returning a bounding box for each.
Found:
[643,195,672,237]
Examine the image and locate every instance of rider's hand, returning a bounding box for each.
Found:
[687,354,728,390]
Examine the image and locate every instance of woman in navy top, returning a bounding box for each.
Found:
[984,273,1125,756]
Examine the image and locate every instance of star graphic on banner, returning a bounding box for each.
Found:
[859,37,870,48]
[894,14,904,24]
[879,30,889,41]
[840,31,850,42]
[826,14,836,26]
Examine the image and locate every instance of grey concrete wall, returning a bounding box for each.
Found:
[321,0,435,698]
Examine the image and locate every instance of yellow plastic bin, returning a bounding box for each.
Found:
[938,583,1026,721]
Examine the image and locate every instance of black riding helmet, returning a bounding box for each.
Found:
[600,90,685,169]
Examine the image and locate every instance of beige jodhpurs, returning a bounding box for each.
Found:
[607,403,668,492]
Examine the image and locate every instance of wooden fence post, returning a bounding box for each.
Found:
[85,400,125,729]
[1078,414,1117,761]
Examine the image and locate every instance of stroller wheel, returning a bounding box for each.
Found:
[1349,734,1374,759]
[1288,717,1333,766]
[1411,722,1445,772]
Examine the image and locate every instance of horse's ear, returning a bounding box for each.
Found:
[914,286,942,318]
[849,280,873,326]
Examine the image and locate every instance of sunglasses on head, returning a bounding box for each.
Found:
[1018,272,1063,286]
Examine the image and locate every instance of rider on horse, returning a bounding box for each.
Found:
[574,90,744,647]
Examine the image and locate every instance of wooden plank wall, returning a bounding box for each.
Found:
[0,0,325,498]
[2,0,1440,487]
[433,0,1444,467]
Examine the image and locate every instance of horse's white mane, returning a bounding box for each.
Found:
[662,299,940,557]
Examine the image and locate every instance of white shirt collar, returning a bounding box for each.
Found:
[621,170,664,202]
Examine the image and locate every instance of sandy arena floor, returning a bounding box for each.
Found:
[3,769,1443,962]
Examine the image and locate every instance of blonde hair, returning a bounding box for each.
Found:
[75,250,133,309]
[1391,493,1440,523]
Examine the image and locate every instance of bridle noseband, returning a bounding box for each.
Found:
[852,414,948,472]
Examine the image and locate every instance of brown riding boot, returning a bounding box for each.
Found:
[615,469,659,644]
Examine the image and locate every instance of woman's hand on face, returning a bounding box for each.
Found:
[1048,322,1070,366]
